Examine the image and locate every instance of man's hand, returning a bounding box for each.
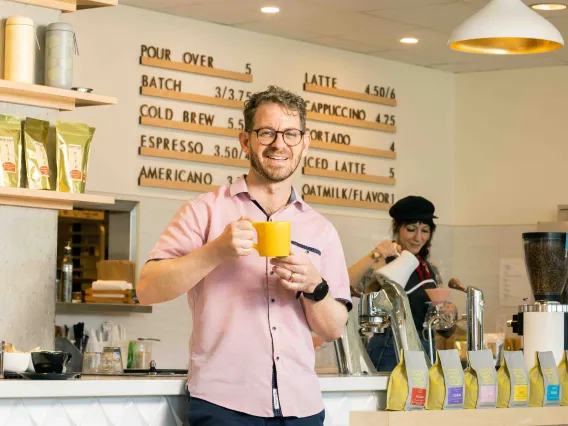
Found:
[211,217,255,260]
[270,253,322,293]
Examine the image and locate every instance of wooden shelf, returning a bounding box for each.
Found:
[0,79,117,111]
[7,0,117,12]
[140,56,253,83]
[0,187,114,210]
[139,177,220,193]
[139,147,248,168]
[350,406,568,426]
[303,167,396,185]
[304,83,397,107]
[139,116,240,138]
[307,111,396,133]
[303,195,391,211]
[310,139,396,159]
[56,302,152,314]
[140,87,244,109]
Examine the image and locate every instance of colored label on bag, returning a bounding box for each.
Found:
[411,388,426,406]
[514,385,528,402]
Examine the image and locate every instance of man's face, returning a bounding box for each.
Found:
[240,103,309,183]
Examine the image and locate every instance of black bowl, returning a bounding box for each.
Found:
[31,351,72,374]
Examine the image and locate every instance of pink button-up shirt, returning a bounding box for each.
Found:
[148,177,351,418]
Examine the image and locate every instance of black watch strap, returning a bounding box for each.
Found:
[296,279,329,302]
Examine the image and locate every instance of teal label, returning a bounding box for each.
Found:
[546,385,560,402]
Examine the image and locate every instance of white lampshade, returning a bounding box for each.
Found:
[448,0,564,54]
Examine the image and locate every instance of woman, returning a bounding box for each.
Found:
[348,195,442,371]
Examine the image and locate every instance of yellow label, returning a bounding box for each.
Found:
[478,368,495,386]
[543,368,559,385]
[514,385,528,401]
[410,370,427,388]
[446,368,463,387]
[511,368,527,385]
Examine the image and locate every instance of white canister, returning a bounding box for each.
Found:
[45,22,76,89]
[4,16,36,84]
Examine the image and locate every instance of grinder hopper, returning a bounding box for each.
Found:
[523,232,568,302]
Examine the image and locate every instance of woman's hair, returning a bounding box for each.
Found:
[392,219,437,260]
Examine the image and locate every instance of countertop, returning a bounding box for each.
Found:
[0,374,389,399]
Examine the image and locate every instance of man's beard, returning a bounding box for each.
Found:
[249,146,302,183]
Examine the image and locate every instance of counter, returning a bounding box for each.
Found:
[0,374,387,426]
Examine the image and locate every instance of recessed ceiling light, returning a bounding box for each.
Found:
[531,3,567,10]
[400,37,419,44]
[261,6,280,13]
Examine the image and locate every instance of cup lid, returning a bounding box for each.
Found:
[6,16,34,26]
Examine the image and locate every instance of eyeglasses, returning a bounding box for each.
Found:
[249,128,305,147]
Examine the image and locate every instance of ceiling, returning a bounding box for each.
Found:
[121,0,568,73]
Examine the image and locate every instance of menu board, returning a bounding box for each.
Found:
[136,44,398,211]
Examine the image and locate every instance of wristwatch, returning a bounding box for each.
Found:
[296,279,329,302]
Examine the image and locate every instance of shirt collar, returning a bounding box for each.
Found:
[229,175,310,212]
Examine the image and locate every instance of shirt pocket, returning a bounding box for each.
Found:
[291,240,322,272]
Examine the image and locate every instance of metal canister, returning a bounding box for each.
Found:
[45,22,76,89]
[102,346,123,374]
[4,17,37,83]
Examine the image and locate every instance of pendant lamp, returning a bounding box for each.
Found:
[448,0,564,54]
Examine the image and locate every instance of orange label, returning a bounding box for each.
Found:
[2,162,15,173]
[39,165,50,176]
[411,388,426,406]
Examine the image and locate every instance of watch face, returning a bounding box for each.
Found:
[313,281,329,301]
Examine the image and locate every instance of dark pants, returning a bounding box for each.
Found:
[187,393,325,426]
[367,329,430,372]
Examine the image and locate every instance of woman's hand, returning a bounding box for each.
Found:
[372,240,402,260]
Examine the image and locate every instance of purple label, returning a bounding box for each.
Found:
[447,387,464,405]
[479,386,496,403]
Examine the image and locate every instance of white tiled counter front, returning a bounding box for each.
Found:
[0,374,388,426]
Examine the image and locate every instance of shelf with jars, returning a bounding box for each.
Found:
[7,0,118,13]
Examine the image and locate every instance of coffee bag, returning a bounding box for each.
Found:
[464,349,497,409]
[56,121,95,193]
[559,351,568,406]
[386,349,429,411]
[529,351,561,407]
[0,114,22,188]
[496,350,529,408]
[24,117,50,190]
[426,349,465,410]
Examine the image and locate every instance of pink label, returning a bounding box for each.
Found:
[479,386,496,403]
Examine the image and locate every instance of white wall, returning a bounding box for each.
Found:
[454,66,568,226]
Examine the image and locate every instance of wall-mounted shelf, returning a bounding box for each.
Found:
[0,79,117,111]
[303,167,396,185]
[304,83,397,107]
[7,0,118,13]
[310,140,396,159]
[139,147,248,168]
[56,302,152,314]
[140,57,253,83]
[303,195,391,211]
[0,187,115,211]
[140,87,243,109]
[140,116,240,138]
[307,111,396,133]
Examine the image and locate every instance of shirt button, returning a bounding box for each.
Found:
[271,298,275,303]
[272,326,276,330]
[270,271,274,275]
[306,250,309,254]
[276,356,280,361]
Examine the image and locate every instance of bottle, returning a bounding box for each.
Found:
[61,243,73,303]
[45,22,76,89]
[4,17,37,84]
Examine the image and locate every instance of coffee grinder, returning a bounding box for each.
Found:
[508,232,568,368]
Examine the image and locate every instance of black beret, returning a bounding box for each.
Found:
[389,196,437,222]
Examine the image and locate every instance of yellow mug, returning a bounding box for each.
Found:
[252,221,291,257]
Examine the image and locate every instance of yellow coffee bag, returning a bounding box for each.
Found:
[386,349,429,411]
[463,349,497,409]
[426,349,464,410]
[0,114,23,188]
[529,351,561,407]
[56,121,95,193]
[559,350,568,406]
[497,350,529,408]
[23,117,50,190]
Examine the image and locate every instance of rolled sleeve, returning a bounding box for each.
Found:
[148,198,210,261]
[320,225,352,311]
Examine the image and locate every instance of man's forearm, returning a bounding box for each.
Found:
[303,296,348,342]
[137,241,224,305]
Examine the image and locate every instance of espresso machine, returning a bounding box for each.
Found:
[508,232,568,368]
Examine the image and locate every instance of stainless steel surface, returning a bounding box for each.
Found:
[334,308,377,375]
[359,293,389,333]
[372,276,431,367]
[519,302,568,312]
[449,278,485,352]
[0,341,4,379]
[467,286,484,351]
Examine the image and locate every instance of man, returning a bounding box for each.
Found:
[137,86,351,425]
